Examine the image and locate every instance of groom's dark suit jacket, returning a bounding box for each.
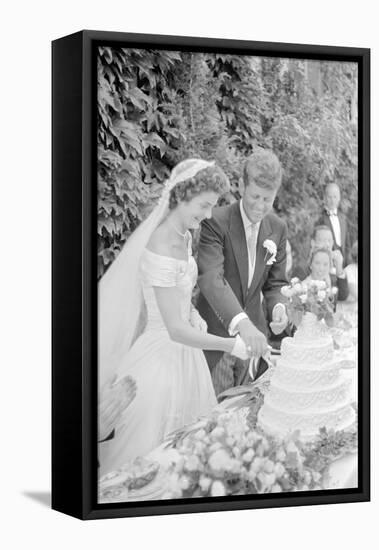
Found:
[197,201,288,371]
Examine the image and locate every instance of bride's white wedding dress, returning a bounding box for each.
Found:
[99,236,217,476]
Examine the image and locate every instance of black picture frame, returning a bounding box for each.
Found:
[52,29,370,520]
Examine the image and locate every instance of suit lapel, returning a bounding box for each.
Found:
[338,212,346,249]
[246,215,273,304]
[323,210,335,239]
[327,210,345,251]
[229,202,249,301]
[325,209,345,250]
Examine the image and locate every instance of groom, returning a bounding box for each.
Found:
[197,150,289,396]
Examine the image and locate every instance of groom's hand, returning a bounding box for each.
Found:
[270,303,289,335]
[237,318,268,358]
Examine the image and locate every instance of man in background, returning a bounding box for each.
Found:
[317,183,351,264]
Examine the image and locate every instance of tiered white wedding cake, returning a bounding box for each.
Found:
[258,312,356,440]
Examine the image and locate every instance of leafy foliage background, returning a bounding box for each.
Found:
[97,48,357,279]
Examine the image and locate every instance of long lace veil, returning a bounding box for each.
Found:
[98,159,215,389]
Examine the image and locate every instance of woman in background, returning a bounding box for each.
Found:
[303,247,333,288]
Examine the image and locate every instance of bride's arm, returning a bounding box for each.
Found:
[189,303,208,332]
[154,286,236,353]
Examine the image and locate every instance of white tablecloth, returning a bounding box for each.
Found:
[324,452,358,489]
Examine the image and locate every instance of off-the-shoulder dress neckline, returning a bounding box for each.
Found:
[145,230,192,263]
[144,247,191,264]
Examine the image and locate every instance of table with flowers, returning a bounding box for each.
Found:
[99,295,358,503]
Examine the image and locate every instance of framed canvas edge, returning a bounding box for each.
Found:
[71,28,370,57]
[52,30,370,521]
[52,31,86,520]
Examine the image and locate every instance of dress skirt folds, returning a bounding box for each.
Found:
[99,246,217,476]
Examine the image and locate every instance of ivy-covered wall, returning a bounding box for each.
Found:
[97,48,357,278]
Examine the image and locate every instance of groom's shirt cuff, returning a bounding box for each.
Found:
[228,312,249,336]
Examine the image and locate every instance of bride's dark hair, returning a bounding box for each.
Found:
[168,163,230,210]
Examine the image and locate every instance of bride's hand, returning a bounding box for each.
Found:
[190,308,208,332]
[230,335,249,360]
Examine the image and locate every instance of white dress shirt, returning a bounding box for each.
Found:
[328,209,342,248]
[240,200,261,287]
[228,202,260,335]
[228,201,286,336]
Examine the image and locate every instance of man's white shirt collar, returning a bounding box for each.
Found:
[240,200,261,233]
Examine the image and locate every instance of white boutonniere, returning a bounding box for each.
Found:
[263,239,277,265]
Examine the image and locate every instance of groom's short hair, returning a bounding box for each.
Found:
[243,150,282,190]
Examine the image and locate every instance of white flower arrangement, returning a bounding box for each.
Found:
[162,409,326,498]
[263,239,277,265]
[280,279,337,327]
[158,386,357,500]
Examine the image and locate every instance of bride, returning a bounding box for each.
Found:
[98,159,248,476]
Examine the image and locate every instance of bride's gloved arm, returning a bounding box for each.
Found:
[153,286,245,356]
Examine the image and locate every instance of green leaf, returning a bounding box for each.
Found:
[142,132,166,151]
[103,48,113,64]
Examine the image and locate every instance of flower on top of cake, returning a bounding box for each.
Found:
[281,277,337,328]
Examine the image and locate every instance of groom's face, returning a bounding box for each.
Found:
[241,181,277,224]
